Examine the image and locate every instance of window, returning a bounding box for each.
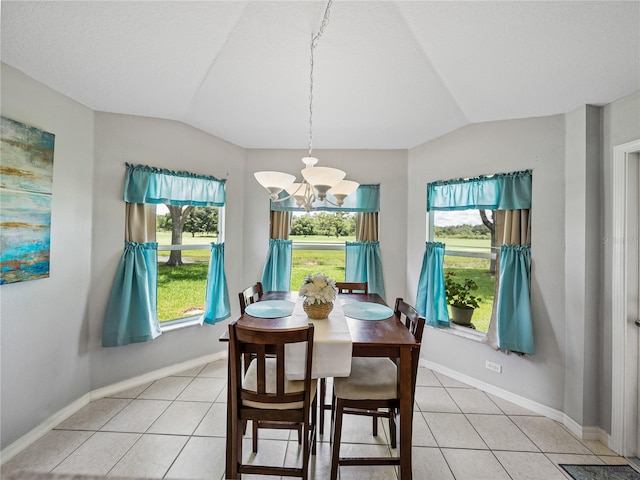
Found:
[156,205,223,324]
[290,211,355,290]
[430,209,496,333]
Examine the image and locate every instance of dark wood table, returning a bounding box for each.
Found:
[220,292,419,479]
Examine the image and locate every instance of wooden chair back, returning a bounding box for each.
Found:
[239,282,263,314]
[394,297,426,399]
[335,281,368,294]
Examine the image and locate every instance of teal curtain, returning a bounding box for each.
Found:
[261,239,293,291]
[416,242,450,327]
[496,245,534,354]
[271,184,380,212]
[345,241,386,300]
[102,242,161,347]
[202,243,231,324]
[427,170,531,212]
[124,163,226,206]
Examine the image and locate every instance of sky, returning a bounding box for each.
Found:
[434,210,484,226]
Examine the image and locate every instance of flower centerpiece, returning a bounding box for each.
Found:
[299,273,338,319]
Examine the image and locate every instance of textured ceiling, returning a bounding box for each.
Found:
[2,1,639,150]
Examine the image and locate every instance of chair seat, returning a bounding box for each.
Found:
[244,358,317,409]
[333,357,397,400]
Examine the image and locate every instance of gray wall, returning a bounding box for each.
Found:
[407,115,569,413]
[1,64,95,448]
[599,90,640,432]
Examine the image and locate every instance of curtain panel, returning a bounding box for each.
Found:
[102,242,161,347]
[415,242,450,327]
[124,163,226,206]
[261,239,293,291]
[345,241,386,300]
[270,184,380,212]
[427,170,531,212]
[202,243,231,324]
[103,163,229,347]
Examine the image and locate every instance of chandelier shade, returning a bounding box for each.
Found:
[253,0,358,212]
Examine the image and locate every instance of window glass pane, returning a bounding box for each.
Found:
[434,210,495,333]
[290,212,355,291]
[156,205,220,322]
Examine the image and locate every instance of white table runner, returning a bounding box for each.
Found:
[285,298,353,380]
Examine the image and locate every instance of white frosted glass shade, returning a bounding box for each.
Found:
[301,167,345,189]
[328,180,359,197]
[254,171,296,199]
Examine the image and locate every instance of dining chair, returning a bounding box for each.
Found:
[334,281,368,294]
[318,281,369,433]
[228,321,317,479]
[329,298,425,480]
[239,281,263,314]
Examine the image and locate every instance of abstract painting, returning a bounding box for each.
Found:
[1,117,55,284]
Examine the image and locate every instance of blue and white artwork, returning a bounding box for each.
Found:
[1,117,55,285]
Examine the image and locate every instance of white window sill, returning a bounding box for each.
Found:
[432,323,487,343]
[160,315,203,333]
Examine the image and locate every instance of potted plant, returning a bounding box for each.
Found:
[299,272,338,319]
[445,272,481,327]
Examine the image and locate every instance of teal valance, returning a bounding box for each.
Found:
[271,184,379,213]
[427,170,531,212]
[124,163,226,206]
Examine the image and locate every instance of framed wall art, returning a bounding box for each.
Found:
[1,117,55,285]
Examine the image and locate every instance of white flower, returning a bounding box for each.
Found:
[299,273,337,304]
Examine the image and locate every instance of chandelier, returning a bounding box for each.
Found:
[254,0,359,212]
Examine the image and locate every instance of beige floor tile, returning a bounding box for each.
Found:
[51,432,140,476]
[164,436,227,480]
[466,414,538,452]
[147,400,211,435]
[545,453,605,466]
[414,386,460,413]
[447,388,503,414]
[100,399,170,433]
[55,398,131,431]
[137,376,193,400]
[510,416,592,454]
[107,433,188,478]
[599,455,631,465]
[177,377,226,402]
[579,439,619,456]
[441,448,510,480]
[493,451,567,480]
[174,364,206,377]
[1,430,93,474]
[433,372,471,388]
[107,382,153,399]
[407,412,437,447]
[412,446,455,480]
[335,443,396,480]
[487,393,540,416]
[199,360,228,378]
[194,402,228,437]
[416,368,441,387]
[335,411,392,446]
[423,412,487,449]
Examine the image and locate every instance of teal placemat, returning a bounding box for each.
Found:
[342,302,393,321]
[245,300,295,318]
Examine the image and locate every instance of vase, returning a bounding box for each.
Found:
[450,305,475,327]
[304,301,333,319]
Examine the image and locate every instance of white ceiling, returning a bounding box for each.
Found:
[2,1,639,150]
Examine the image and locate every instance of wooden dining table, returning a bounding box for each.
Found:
[219,291,420,480]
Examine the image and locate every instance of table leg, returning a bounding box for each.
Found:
[398,346,413,479]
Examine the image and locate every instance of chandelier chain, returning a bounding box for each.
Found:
[309,0,333,156]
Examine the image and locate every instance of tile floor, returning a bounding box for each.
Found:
[1,359,633,480]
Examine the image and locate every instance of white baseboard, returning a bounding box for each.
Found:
[422,359,602,441]
[1,351,227,465]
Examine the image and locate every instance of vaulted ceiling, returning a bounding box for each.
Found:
[2,1,639,150]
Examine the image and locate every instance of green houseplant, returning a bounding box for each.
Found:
[445,272,481,327]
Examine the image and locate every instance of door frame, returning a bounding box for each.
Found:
[611,138,640,456]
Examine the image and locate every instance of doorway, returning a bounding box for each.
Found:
[611,140,640,463]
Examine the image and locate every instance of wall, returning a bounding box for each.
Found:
[88,113,246,390]
[407,115,568,412]
[0,64,95,449]
[243,149,408,303]
[600,90,640,433]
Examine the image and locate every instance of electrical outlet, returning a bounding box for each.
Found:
[486,361,502,373]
